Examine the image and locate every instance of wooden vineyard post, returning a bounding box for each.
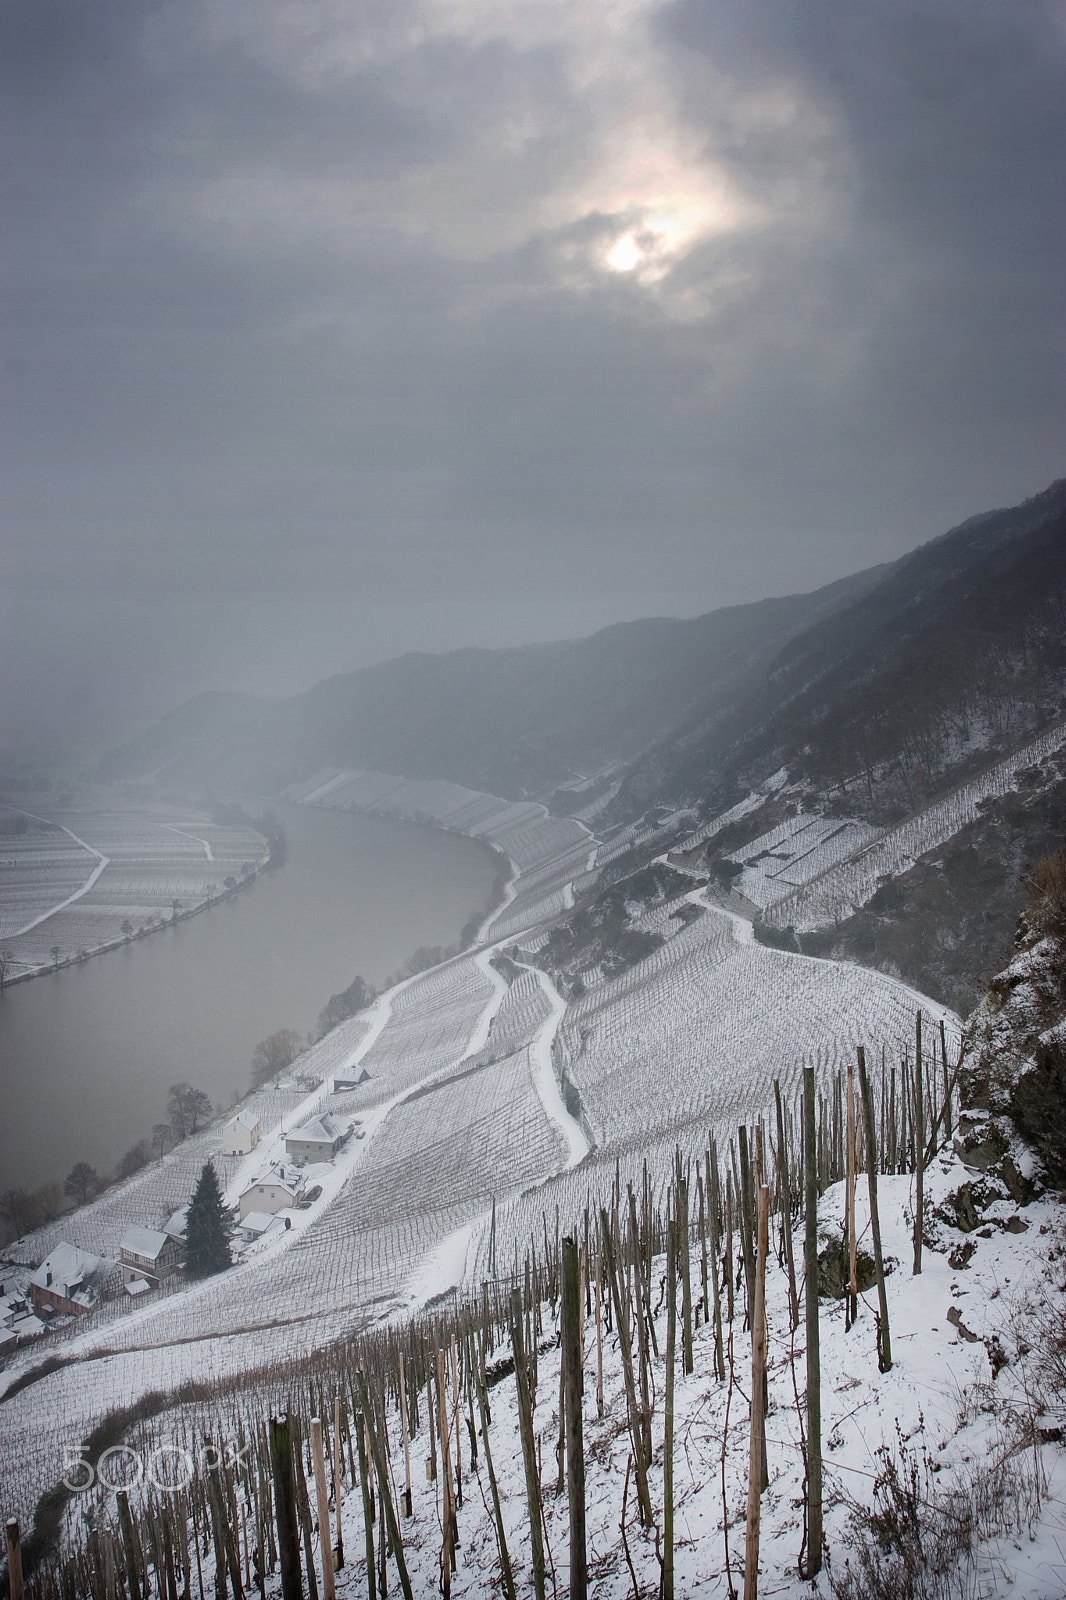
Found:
[474,1352,517,1600]
[802,1067,823,1578]
[437,1350,456,1590]
[595,1259,605,1418]
[561,1235,587,1600]
[914,1011,925,1275]
[737,1127,756,1330]
[679,1170,694,1375]
[269,1415,304,1600]
[599,1209,653,1528]
[310,1420,336,1600]
[333,1398,345,1569]
[846,1060,858,1330]
[7,1519,24,1600]
[425,1366,437,1482]
[743,1184,769,1600]
[858,1047,892,1372]
[664,1218,677,1600]
[708,1144,726,1380]
[115,1490,144,1600]
[398,1356,413,1517]
[289,1419,320,1600]
[510,1288,546,1600]
[450,1336,463,1512]
[353,1413,377,1600]
[774,1081,799,1331]
[356,1374,414,1600]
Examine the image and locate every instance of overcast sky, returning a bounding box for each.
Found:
[2,0,1063,757]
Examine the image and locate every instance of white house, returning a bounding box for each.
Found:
[236,1210,293,1243]
[222,1109,261,1156]
[238,1177,300,1220]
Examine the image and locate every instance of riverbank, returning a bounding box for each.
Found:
[0,802,499,1192]
[0,794,271,985]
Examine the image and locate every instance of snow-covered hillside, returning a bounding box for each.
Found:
[2,762,1063,1599]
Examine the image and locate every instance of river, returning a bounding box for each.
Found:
[0,802,497,1193]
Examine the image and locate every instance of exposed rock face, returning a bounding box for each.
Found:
[958,864,1066,1192]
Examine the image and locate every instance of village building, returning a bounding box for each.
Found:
[332,1068,371,1091]
[29,1243,117,1318]
[119,1225,184,1292]
[221,1109,261,1156]
[238,1176,300,1220]
[284,1113,348,1164]
[236,1209,293,1242]
[163,1205,188,1242]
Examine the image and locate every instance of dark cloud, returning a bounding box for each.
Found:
[1,0,1062,756]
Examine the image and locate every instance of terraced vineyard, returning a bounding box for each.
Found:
[0,748,1017,1527]
[0,797,267,976]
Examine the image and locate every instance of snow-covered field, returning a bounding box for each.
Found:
[0,799,267,975]
[336,1159,1066,1600]
[4,740,1058,1564]
[763,722,1066,931]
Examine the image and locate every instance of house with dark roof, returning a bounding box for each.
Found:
[119,1225,184,1291]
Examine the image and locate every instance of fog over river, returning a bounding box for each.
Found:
[0,802,497,1192]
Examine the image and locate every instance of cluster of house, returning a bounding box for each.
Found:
[1,1108,358,1348]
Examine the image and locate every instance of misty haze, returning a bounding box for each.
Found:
[1,4,1064,1599]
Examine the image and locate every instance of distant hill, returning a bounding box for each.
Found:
[100,566,883,797]
[614,479,1066,820]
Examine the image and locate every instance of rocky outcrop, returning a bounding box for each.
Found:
[955,847,1066,1196]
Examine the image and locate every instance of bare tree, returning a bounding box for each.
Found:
[251,1027,303,1088]
[49,944,61,971]
[34,1180,65,1223]
[0,945,13,989]
[64,1162,101,1207]
[167,1082,212,1140]
[120,919,134,943]
[152,1122,174,1161]
[0,1188,39,1238]
[115,1139,153,1180]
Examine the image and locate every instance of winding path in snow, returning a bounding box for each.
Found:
[522,962,590,1167]
[6,810,111,938]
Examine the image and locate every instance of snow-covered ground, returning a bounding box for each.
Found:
[3,747,1059,1569]
[764,722,1066,932]
[0,798,267,975]
[325,1156,1066,1600]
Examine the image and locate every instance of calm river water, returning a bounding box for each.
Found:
[0,803,497,1192]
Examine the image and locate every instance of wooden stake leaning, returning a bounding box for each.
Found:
[802,1068,823,1579]
[561,1235,588,1600]
[846,1060,859,1330]
[398,1356,413,1517]
[310,1421,336,1600]
[913,1011,925,1275]
[663,1218,677,1600]
[355,1373,414,1600]
[743,1184,769,1600]
[353,1413,377,1600]
[510,1287,546,1600]
[858,1047,892,1372]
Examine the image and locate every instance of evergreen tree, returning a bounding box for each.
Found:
[184,1162,232,1278]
